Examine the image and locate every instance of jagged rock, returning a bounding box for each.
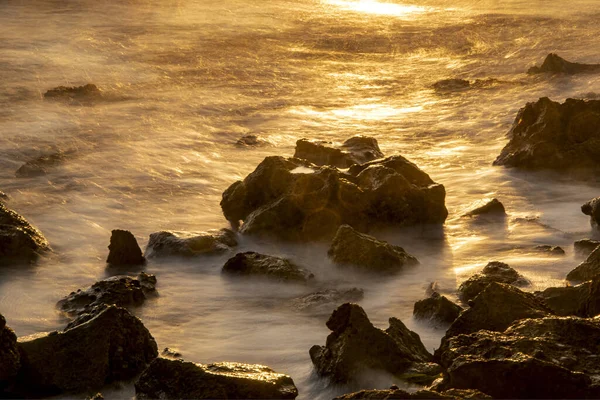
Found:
[309,303,434,384]
[567,246,600,281]
[106,229,145,266]
[435,316,600,399]
[0,203,50,264]
[0,314,20,389]
[220,154,447,241]
[43,84,102,101]
[57,272,157,316]
[493,97,600,175]
[293,136,383,168]
[161,347,182,359]
[334,387,490,399]
[574,239,600,256]
[145,229,237,258]
[135,357,298,399]
[533,245,565,255]
[536,283,590,316]
[413,292,462,326]
[15,305,157,396]
[328,225,418,273]
[235,134,269,147]
[15,150,73,178]
[582,197,600,230]
[290,288,364,312]
[462,198,506,218]
[222,252,314,283]
[527,53,600,75]
[458,261,530,301]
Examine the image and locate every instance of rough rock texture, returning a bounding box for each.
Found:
[527,53,600,75]
[309,303,434,384]
[413,292,463,326]
[293,136,384,168]
[536,282,590,317]
[145,229,237,258]
[462,198,506,218]
[493,97,600,174]
[0,203,50,263]
[106,229,145,266]
[43,84,102,101]
[458,261,530,301]
[220,154,447,240]
[290,288,364,312]
[334,387,491,399]
[566,245,600,281]
[435,316,600,399]
[15,305,157,396]
[135,357,298,399]
[328,225,418,273]
[222,252,314,283]
[582,196,600,229]
[533,244,565,255]
[574,239,600,256]
[57,272,157,316]
[0,314,20,388]
[15,150,73,178]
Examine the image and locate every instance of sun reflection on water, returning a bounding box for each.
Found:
[324,0,428,17]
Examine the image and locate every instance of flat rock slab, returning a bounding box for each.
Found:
[145,229,237,257]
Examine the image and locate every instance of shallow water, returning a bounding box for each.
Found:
[1,0,600,398]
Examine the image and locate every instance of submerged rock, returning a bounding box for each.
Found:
[566,245,600,281]
[458,261,530,301]
[106,229,145,266]
[328,225,418,273]
[413,292,462,326]
[432,79,471,92]
[43,84,102,101]
[0,314,20,389]
[222,252,314,283]
[527,53,600,75]
[309,303,434,384]
[291,288,364,312]
[533,244,565,255]
[15,150,73,178]
[135,357,298,399]
[235,134,269,147]
[15,305,157,396]
[462,198,506,218]
[0,203,50,264]
[145,229,237,258]
[581,196,600,230]
[494,97,600,175]
[574,239,600,256]
[57,272,157,316]
[335,387,491,399]
[293,136,383,168]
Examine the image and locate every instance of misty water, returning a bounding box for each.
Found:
[1,0,600,398]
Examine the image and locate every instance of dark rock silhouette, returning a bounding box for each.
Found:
[462,198,506,218]
[536,283,590,317]
[527,53,600,75]
[458,261,530,301]
[533,245,565,255]
[106,229,145,266]
[145,229,237,258]
[43,84,102,101]
[413,292,462,326]
[581,197,600,230]
[0,314,20,390]
[574,239,600,256]
[0,203,50,264]
[567,246,600,281]
[222,251,314,283]
[433,78,503,93]
[293,136,383,168]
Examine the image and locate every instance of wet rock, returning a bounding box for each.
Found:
[135,357,298,399]
[334,387,491,399]
[15,150,72,178]
[527,53,600,75]
[328,225,418,273]
[145,229,237,258]
[462,198,506,218]
[566,245,600,281]
[581,196,600,229]
[0,191,8,202]
[458,261,530,302]
[309,303,433,384]
[533,244,565,255]
[161,347,182,359]
[222,251,314,283]
[220,154,447,241]
[291,288,364,312]
[435,316,600,399]
[43,83,102,101]
[235,134,269,147]
[536,282,590,316]
[15,305,158,396]
[413,292,463,326]
[432,79,470,92]
[582,275,600,317]
[574,239,600,256]
[0,203,50,264]
[0,314,20,389]
[106,229,145,266]
[293,136,384,168]
[57,272,157,316]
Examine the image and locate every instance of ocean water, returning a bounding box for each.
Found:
[1,0,600,398]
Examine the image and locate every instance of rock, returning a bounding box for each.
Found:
[462,198,506,219]
[582,276,600,317]
[15,150,72,178]
[290,288,364,312]
[43,84,102,101]
[235,134,269,147]
[145,229,237,258]
[309,303,433,384]
[293,136,384,168]
[328,225,418,273]
[536,282,590,316]
[566,245,600,281]
[527,53,600,75]
[533,245,565,255]
[134,357,298,399]
[435,316,600,399]
[334,388,491,399]
[86,393,104,400]
[0,314,20,389]
[432,79,471,92]
[0,203,50,263]
[458,261,530,302]
[106,229,145,266]
[413,292,463,326]
[15,305,157,396]
[574,239,600,256]
[222,252,314,283]
[220,154,447,241]
[581,197,600,229]
[56,272,157,316]
[161,347,182,358]
[0,191,8,202]
[493,97,600,174]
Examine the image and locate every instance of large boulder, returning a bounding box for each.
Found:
[57,272,157,316]
[0,203,50,264]
[309,303,434,384]
[566,245,600,281]
[413,292,462,326]
[220,154,447,240]
[135,357,298,399]
[458,261,530,301]
[15,305,157,396]
[334,387,490,399]
[222,252,314,283]
[293,136,383,168]
[328,225,418,273]
[0,314,20,389]
[527,53,600,75]
[145,229,237,258]
[290,288,364,312]
[106,229,145,266]
[581,196,600,230]
[493,97,600,175]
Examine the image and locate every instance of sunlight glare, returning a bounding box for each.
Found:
[324,0,428,17]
